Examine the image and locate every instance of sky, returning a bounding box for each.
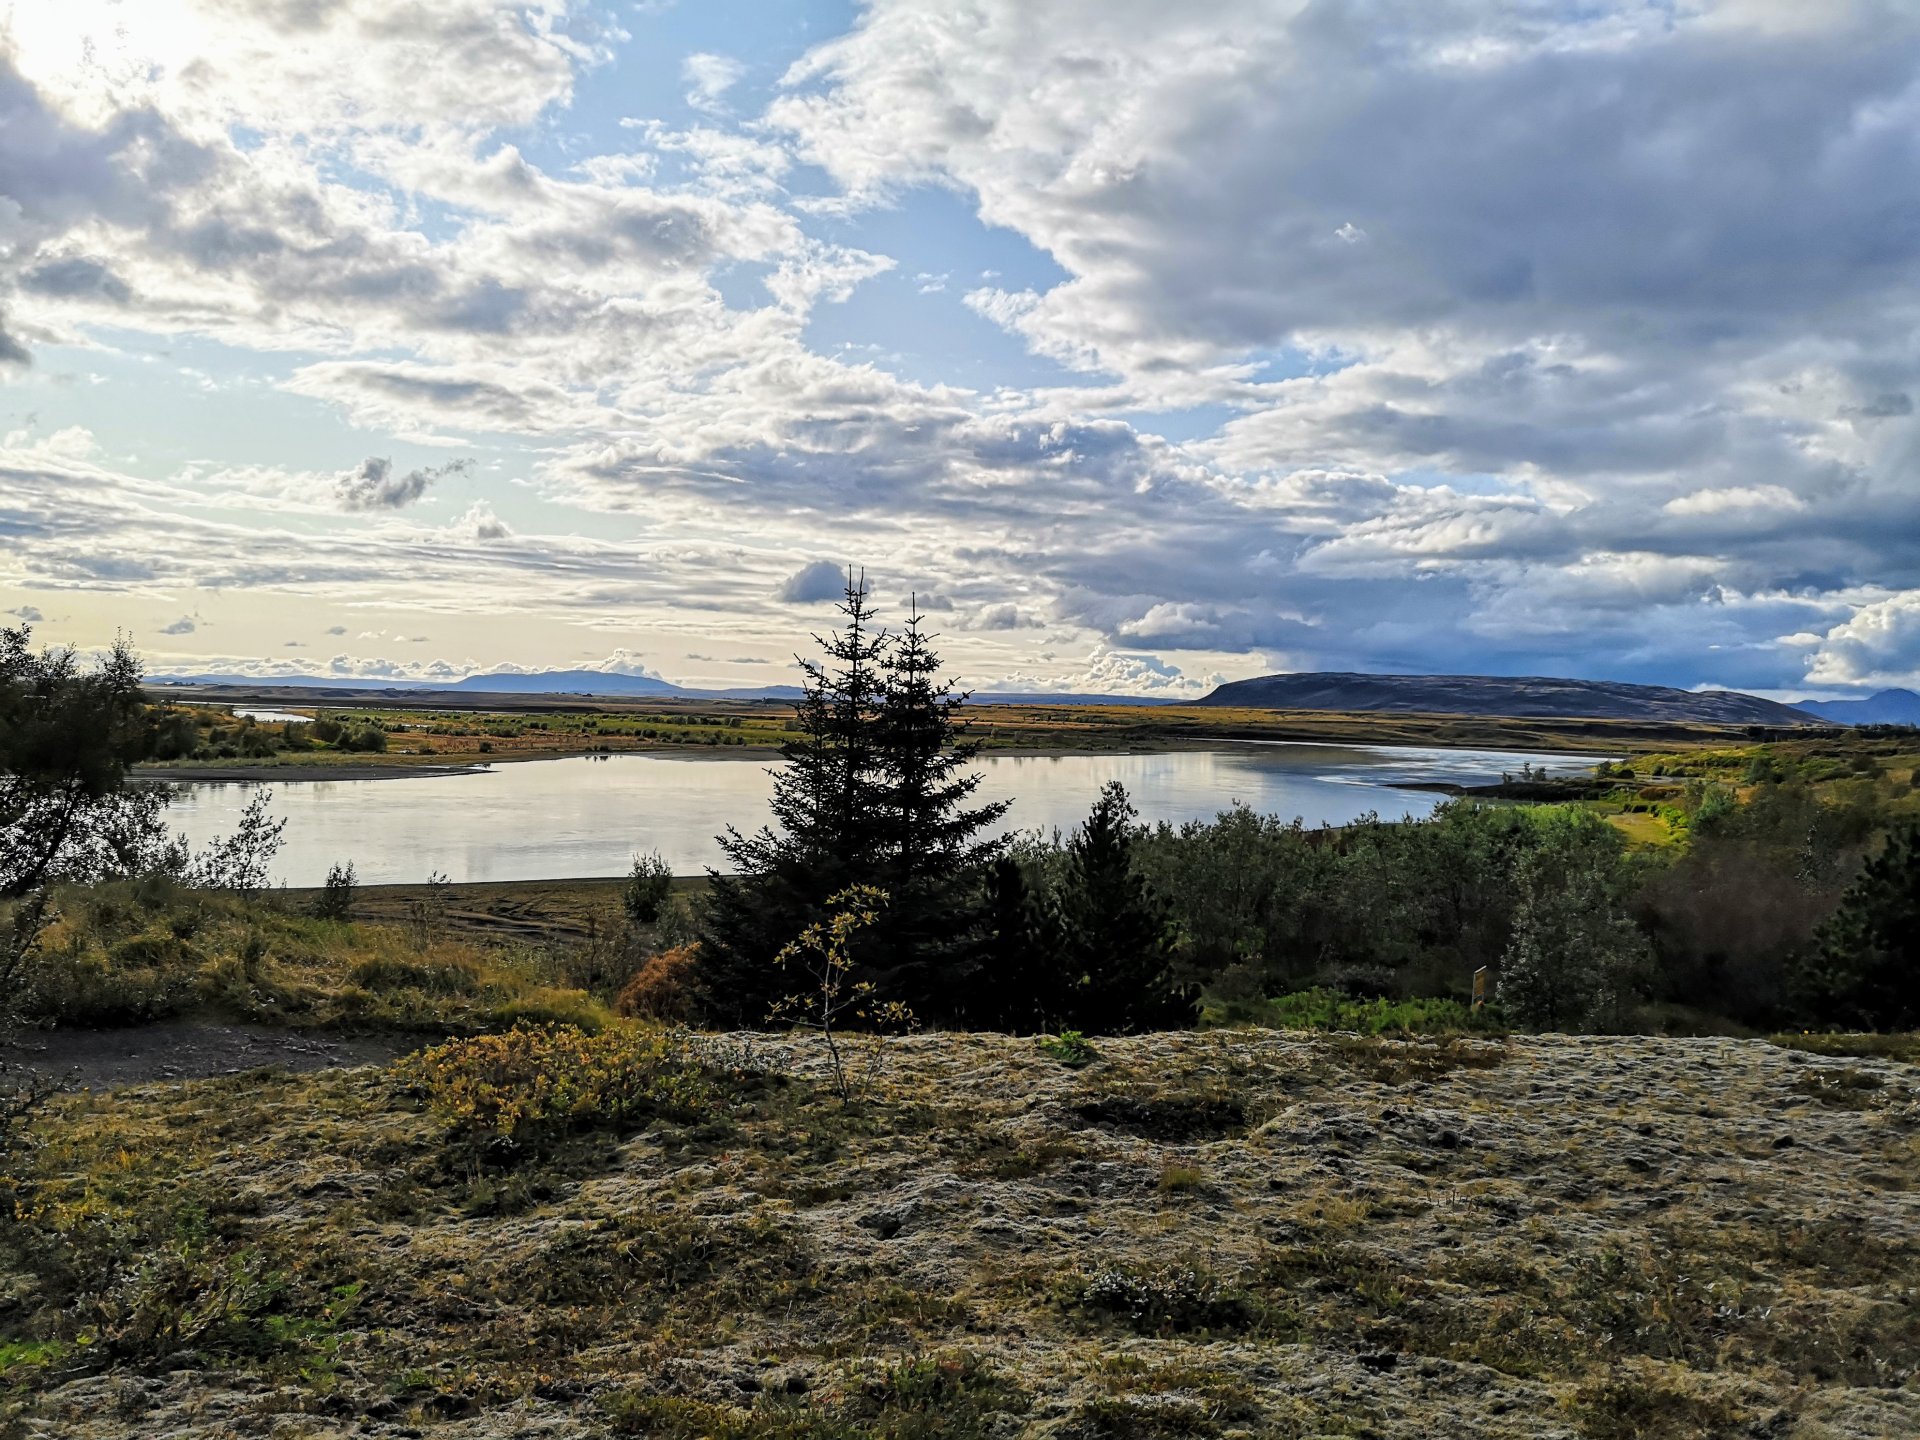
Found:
[2,0,1919,699]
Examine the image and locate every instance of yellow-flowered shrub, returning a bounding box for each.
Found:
[394,1025,724,1151]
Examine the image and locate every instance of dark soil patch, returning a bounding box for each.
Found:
[0,1021,418,1090]
[1072,1094,1250,1142]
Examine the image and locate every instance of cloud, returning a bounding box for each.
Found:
[490,649,667,679]
[160,616,197,635]
[7,1,1920,700]
[989,648,1223,698]
[453,501,513,541]
[777,560,850,604]
[966,602,1042,631]
[334,457,468,512]
[683,52,746,113]
[1805,592,1920,689]
[325,625,346,635]
[6,606,44,623]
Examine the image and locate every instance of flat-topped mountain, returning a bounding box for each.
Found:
[1795,688,1920,726]
[1197,670,1822,726]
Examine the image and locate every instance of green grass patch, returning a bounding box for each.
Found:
[1769,1031,1920,1064]
[1207,988,1504,1036]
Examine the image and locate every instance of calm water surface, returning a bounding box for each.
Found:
[162,743,1599,887]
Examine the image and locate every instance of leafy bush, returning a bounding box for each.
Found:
[340,725,387,753]
[394,1025,728,1152]
[1500,811,1649,1032]
[1039,1030,1098,1067]
[616,942,701,1021]
[309,861,356,921]
[622,850,674,926]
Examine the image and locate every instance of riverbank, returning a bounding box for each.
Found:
[2,1027,1913,1438]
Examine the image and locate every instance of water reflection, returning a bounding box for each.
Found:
[161,744,1597,886]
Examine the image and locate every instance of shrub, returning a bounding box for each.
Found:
[616,942,701,1021]
[1079,1263,1257,1336]
[1039,1030,1098,1067]
[1500,813,1648,1032]
[394,1024,724,1152]
[348,954,480,995]
[309,861,356,922]
[621,850,674,926]
[27,931,196,1026]
[1796,822,1920,1030]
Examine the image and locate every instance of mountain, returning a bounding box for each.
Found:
[149,670,811,702]
[1792,688,1920,726]
[444,669,682,696]
[1195,671,1822,726]
[968,691,1181,706]
[152,669,685,696]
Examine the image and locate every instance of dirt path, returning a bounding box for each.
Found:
[0,1022,419,1090]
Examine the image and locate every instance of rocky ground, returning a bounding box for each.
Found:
[2,1029,1916,1439]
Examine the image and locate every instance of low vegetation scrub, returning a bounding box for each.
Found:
[602,1351,1026,1439]
[1039,1030,1098,1066]
[8,878,606,1034]
[1213,988,1503,1035]
[1078,1262,1262,1336]
[394,1024,740,1153]
[1769,1030,1920,1064]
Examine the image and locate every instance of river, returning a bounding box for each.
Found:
[161,742,1598,886]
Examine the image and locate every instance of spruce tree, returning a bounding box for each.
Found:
[1046,781,1197,1033]
[698,570,890,1024]
[696,576,1010,1026]
[972,854,1068,1031]
[1803,822,1920,1030]
[867,602,1009,1014]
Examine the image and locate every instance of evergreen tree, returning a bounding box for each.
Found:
[699,570,890,1024]
[971,854,1064,1031]
[868,602,1009,1014]
[1801,822,1920,1030]
[1045,782,1197,1033]
[697,575,1009,1026]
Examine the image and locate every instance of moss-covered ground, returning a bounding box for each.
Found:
[2,1027,1914,1439]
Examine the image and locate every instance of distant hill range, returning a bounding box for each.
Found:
[1791,688,1920,726]
[150,669,1177,706]
[151,670,804,702]
[1196,671,1824,726]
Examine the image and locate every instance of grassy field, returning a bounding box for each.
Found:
[3,876,696,1039]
